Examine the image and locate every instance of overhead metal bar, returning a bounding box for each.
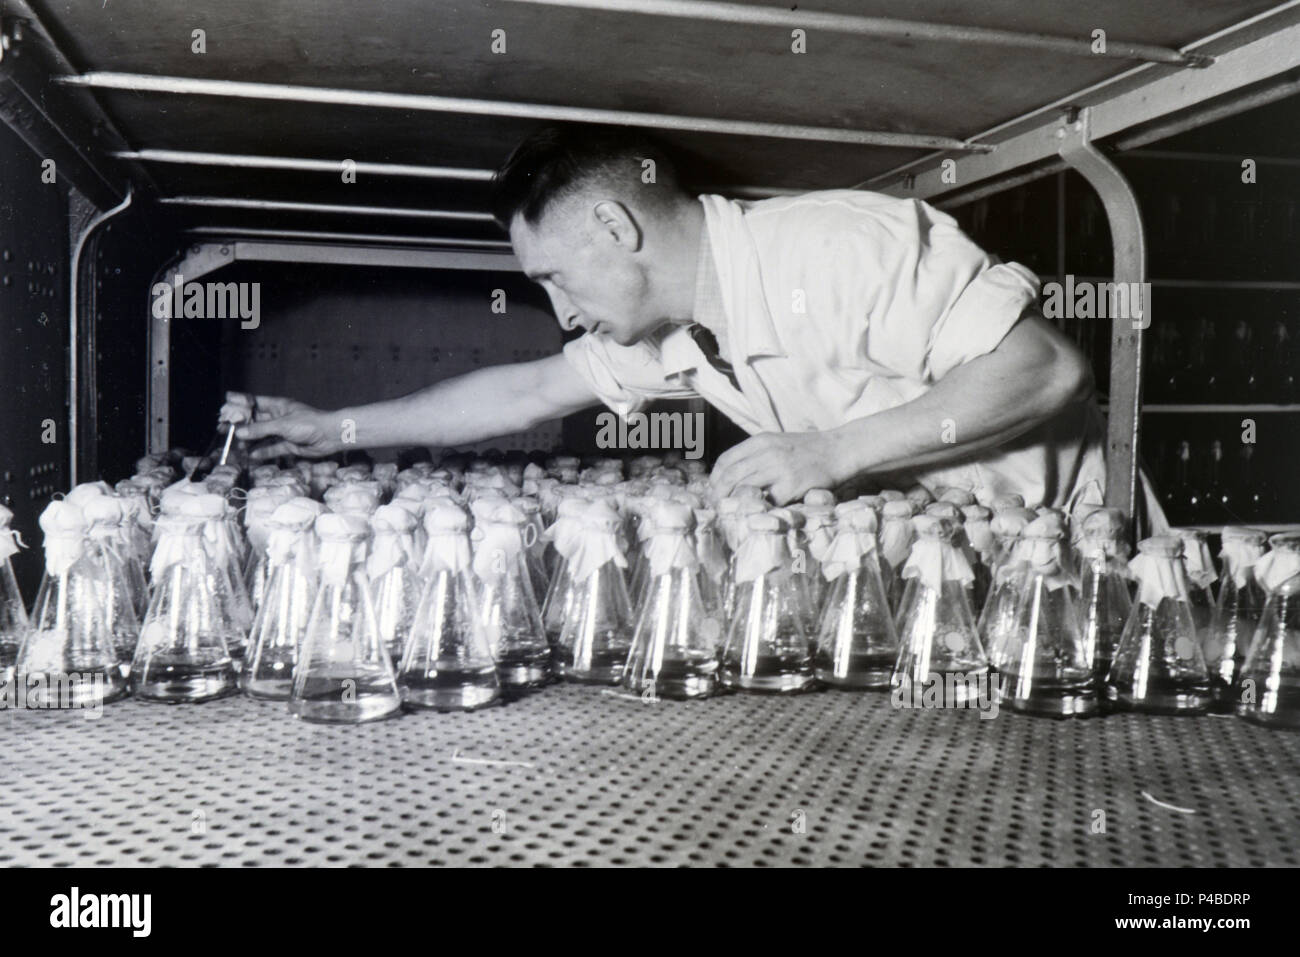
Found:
[1057,109,1146,524]
[870,7,1300,200]
[158,196,500,221]
[229,241,520,272]
[115,148,496,181]
[58,72,990,152]
[187,226,513,248]
[505,0,1209,66]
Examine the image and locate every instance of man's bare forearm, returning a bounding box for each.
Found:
[829,316,1093,481]
[322,353,599,449]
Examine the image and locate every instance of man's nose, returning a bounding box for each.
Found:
[548,291,580,331]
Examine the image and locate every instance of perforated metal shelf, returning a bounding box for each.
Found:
[3,685,1298,867]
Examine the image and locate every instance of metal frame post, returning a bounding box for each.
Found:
[1057,108,1146,521]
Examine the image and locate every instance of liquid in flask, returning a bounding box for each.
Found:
[11,501,127,708]
[400,504,500,711]
[474,500,552,689]
[892,515,988,707]
[1105,536,1213,714]
[813,506,899,689]
[289,512,401,723]
[623,503,718,699]
[0,506,28,683]
[368,504,423,668]
[1075,507,1133,679]
[132,509,240,702]
[721,511,816,693]
[988,515,1094,717]
[553,501,635,684]
[1205,526,1268,706]
[1236,533,1300,728]
[240,497,323,700]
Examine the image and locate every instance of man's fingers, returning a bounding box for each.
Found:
[248,441,298,462]
[236,417,289,441]
[248,395,300,418]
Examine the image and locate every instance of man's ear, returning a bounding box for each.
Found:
[592,200,643,253]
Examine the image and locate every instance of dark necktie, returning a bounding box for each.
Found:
[687,323,742,392]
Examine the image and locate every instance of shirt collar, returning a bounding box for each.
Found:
[662,216,728,379]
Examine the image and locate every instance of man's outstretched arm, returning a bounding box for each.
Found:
[233,352,601,460]
[710,313,1094,503]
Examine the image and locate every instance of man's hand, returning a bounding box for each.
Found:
[229,392,341,461]
[710,431,850,504]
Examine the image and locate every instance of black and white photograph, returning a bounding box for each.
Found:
[0,0,1296,907]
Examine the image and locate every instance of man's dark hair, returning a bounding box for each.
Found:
[491,124,684,228]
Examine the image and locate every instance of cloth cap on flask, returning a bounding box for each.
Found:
[911,514,954,540]
[804,488,835,508]
[424,503,470,533]
[990,507,1037,538]
[650,502,694,532]
[1222,526,1267,548]
[991,493,1026,512]
[877,489,905,503]
[938,487,977,507]
[250,464,282,485]
[924,501,963,523]
[1080,507,1127,539]
[1175,528,1218,588]
[834,500,870,521]
[905,486,934,508]
[882,499,915,520]
[64,481,112,508]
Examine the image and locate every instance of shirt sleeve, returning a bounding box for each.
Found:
[562,333,698,416]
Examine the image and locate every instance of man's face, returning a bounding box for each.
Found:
[511,205,663,346]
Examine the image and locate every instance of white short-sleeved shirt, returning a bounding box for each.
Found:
[563,190,1108,509]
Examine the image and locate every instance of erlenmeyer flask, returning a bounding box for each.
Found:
[1075,507,1133,678]
[241,498,324,700]
[540,497,589,653]
[814,506,898,689]
[188,493,254,665]
[988,515,1094,717]
[961,504,995,612]
[1205,527,1268,705]
[878,500,916,612]
[131,509,240,702]
[473,500,551,688]
[1105,535,1213,714]
[554,501,635,684]
[11,502,126,707]
[624,503,719,699]
[892,515,987,706]
[798,490,838,614]
[976,507,1037,657]
[112,479,156,569]
[719,496,768,622]
[367,504,422,668]
[241,486,295,613]
[0,506,29,682]
[81,496,142,676]
[627,485,677,613]
[721,511,816,693]
[1237,533,1300,728]
[692,507,728,637]
[1175,528,1218,651]
[400,504,500,710]
[515,496,550,602]
[289,513,401,723]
